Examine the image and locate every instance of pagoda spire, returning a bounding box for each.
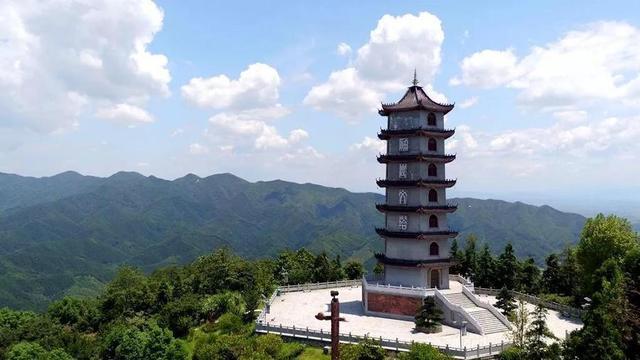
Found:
[412,69,419,86]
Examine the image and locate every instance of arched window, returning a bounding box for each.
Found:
[428,164,437,177]
[427,113,436,126]
[430,242,439,256]
[428,189,438,202]
[428,138,437,152]
[429,215,439,228]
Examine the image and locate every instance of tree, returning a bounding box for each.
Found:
[313,252,333,282]
[542,253,562,294]
[47,297,100,332]
[341,338,385,360]
[558,247,580,300]
[562,259,627,360]
[414,296,443,333]
[576,214,637,295]
[496,244,518,289]
[525,303,557,359]
[622,245,640,358]
[461,235,478,278]
[449,239,463,275]
[475,243,495,288]
[101,322,187,360]
[373,263,384,278]
[100,266,153,321]
[495,287,516,317]
[159,294,203,337]
[344,261,364,280]
[201,291,245,322]
[517,258,541,294]
[509,299,529,348]
[398,343,452,359]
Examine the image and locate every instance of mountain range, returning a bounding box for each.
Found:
[0,171,586,310]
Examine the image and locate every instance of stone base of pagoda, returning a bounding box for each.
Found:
[361,278,435,320]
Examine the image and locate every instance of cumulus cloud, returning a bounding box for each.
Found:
[96,103,154,125]
[451,22,640,110]
[0,0,170,133]
[458,96,479,109]
[304,11,446,120]
[189,143,210,155]
[350,136,385,153]
[181,63,281,110]
[337,42,352,56]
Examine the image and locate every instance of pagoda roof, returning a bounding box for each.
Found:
[375,204,457,214]
[377,153,455,164]
[376,178,457,188]
[378,128,455,140]
[379,84,454,116]
[375,253,452,267]
[375,228,459,239]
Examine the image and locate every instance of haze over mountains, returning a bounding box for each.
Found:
[0,171,587,310]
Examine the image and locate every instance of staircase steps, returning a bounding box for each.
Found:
[443,292,510,334]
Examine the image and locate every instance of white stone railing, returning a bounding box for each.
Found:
[363,277,436,297]
[277,279,361,293]
[474,287,583,319]
[255,321,512,359]
[434,288,484,336]
[461,285,512,330]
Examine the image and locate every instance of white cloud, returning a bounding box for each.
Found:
[96,103,154,125]
[458,96,478,109]
[171,128,184,137]
[189,143,210,155]
[288,129,309,143]
[181,63,281,110]
[305,11,446,120]
[337,42,352,56]
[0,0,170,133]
[350,136,385,153]
[451,22,640,110]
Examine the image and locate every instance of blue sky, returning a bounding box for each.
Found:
[2,0,640,218]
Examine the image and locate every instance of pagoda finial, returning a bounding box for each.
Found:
[412,69,419,86]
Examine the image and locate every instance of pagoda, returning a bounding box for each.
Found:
[363,73,459,317]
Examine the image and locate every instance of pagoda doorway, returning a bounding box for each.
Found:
[430,269,440,289]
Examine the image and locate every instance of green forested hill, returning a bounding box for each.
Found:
[0,172,586,310]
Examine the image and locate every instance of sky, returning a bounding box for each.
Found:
[2,0,640,218]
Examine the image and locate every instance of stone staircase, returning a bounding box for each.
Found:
[443,291,510,334]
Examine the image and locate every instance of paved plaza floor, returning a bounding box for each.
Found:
[264,285,582,349]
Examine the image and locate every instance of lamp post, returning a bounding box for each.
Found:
[330,290,340,360]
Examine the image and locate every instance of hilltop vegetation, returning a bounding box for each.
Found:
[0,171,585,310]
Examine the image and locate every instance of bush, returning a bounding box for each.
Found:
[278,342,305,359]
[498,346,524,360]
[341,339,385,360]
[216,313,246,334]
[255,334,283,357]
[398,343,451,359]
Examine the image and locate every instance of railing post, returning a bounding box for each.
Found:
[320,328,323,341]
[279,324,282,336]
[477,344,479,357]
[292,325,295,337]
[306,327,309,339]
[501,340,504,351]
[489,342,492,354]
[396,338,399,352]
[464,346,467,359]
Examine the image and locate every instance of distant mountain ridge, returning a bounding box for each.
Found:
[0,171,586,310]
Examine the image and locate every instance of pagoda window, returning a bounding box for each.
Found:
[398,215,408,231]
[428,189,438,203]
[430,242,439,256]
[398,189,408,205]
[429,215,439,228]
[428,164,437,177]
[428,113,436,126]
[428,138,437,152]
[399,138,409,152]
[399,163,408,179]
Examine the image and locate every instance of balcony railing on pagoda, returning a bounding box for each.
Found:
[375,228,459,239]
[377,153,455,164]
[375,203,457,213]
[376,178,457,188]
[378,127,455,140]
[374,253,452,267]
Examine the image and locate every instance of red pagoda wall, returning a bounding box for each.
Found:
[367,293,421,316]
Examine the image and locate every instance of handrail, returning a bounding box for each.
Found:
[474,287,583,318]
[461,285,512,330]
[434,288,484,336]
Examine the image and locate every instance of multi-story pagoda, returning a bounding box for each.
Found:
[363,73,459,317]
